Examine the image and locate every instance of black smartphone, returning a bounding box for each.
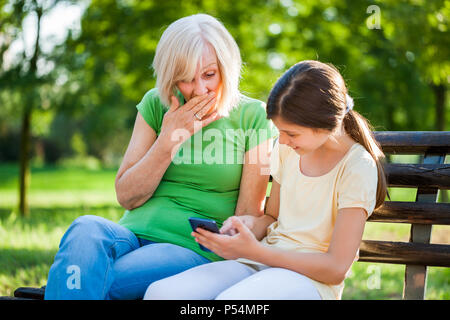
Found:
[188,217,220,252]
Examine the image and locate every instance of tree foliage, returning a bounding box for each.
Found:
[1,0,449,166]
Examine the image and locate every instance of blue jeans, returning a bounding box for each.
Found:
[44,215,211,300]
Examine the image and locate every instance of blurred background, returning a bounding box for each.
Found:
[0,0,448,298]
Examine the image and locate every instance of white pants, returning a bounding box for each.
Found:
[143,260,322,300]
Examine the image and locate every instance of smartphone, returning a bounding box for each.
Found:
[188,217,220,252]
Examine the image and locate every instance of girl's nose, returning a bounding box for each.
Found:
[278,133,289,145]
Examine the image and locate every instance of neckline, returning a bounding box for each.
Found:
[297,143,359,179]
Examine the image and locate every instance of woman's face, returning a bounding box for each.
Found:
[176,43,222,111]
[272,116,330,156]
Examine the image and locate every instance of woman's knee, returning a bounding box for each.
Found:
[60,215,138,253]
[69,215,106,234]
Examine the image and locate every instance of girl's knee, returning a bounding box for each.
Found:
[143,278,184,300]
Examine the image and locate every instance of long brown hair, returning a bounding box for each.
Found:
[267,60,387,209]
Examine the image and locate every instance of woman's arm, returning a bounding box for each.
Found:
[220,140,280,240]
[114,113,172,210]
[247,178,281,240]
[115,94,219,210]
[234,139,273,217]
[194,206,367,285]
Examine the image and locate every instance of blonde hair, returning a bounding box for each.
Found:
[152,14,242,116]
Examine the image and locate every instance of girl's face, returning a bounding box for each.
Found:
[272,116,331,156]
[176,43,222,112]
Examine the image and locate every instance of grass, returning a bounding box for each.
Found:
[0,159,448,299]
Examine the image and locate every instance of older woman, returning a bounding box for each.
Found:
[44,14,277,300]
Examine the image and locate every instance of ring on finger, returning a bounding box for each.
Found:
[194,113,202,120]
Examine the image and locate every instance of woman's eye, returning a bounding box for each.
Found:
[205,72,215,78]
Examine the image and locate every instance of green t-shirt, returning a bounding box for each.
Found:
[118,88,279,261]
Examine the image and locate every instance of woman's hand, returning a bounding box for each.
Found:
[192,216,261,260]
[158,92,220,152]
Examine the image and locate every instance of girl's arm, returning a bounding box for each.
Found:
[193,206,367,285]
[248,207,367,285]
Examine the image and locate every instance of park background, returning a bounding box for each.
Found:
[0,0,449,299]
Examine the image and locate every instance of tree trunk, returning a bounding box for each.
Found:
[18,108,31,216]
[18,3,42,216]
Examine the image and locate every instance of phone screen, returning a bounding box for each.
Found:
[188,217,220,252]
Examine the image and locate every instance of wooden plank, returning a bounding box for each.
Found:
[403,153,445,300]
[385,163,450,189]
[358,240,450,267]
[13,287,45,300]
[369,201,450,225]
[374,131,450,154]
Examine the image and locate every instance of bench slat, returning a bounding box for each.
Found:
[359,240,450,267]
[14,287,45,300]
[369,201,450,225]
[385,163,450,189]
[374,131,450,154]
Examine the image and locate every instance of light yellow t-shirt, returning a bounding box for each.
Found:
[237,139,378,300]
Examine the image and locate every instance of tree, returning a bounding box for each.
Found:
[0,0,73,215]
[380,0,449,131]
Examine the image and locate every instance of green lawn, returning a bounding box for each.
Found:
[0,161,448,299]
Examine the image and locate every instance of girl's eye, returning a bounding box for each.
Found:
[286,133,296,137]
[205,72,215,78]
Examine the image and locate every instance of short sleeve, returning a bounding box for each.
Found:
[242,100,279,152]
[269,139,291,184]
[136,88,167,135]
[337,155,378,218]
[270,139,282,183]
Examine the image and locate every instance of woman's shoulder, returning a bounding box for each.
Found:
[236,94,267,117]
[139,88,167,108]
[229,94,270,125]
[136,88,169,134]
[238,94,266,108]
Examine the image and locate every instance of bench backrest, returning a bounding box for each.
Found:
[359,131,450,299]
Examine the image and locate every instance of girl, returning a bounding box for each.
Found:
[143,60,387,300]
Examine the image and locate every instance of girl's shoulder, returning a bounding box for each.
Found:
[341,143,377,176]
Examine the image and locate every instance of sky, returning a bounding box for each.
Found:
[3,0,87,72]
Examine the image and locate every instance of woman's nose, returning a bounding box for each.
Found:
[193,79,208,96]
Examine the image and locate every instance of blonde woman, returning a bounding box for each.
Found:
[44,14,277,300]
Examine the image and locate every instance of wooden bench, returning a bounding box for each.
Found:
[8,131,450,300]
[359,131,450,299]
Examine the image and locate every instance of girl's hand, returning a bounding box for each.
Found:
[159,92,221,151]
[192,216,261,260]
[219,215,257,236]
